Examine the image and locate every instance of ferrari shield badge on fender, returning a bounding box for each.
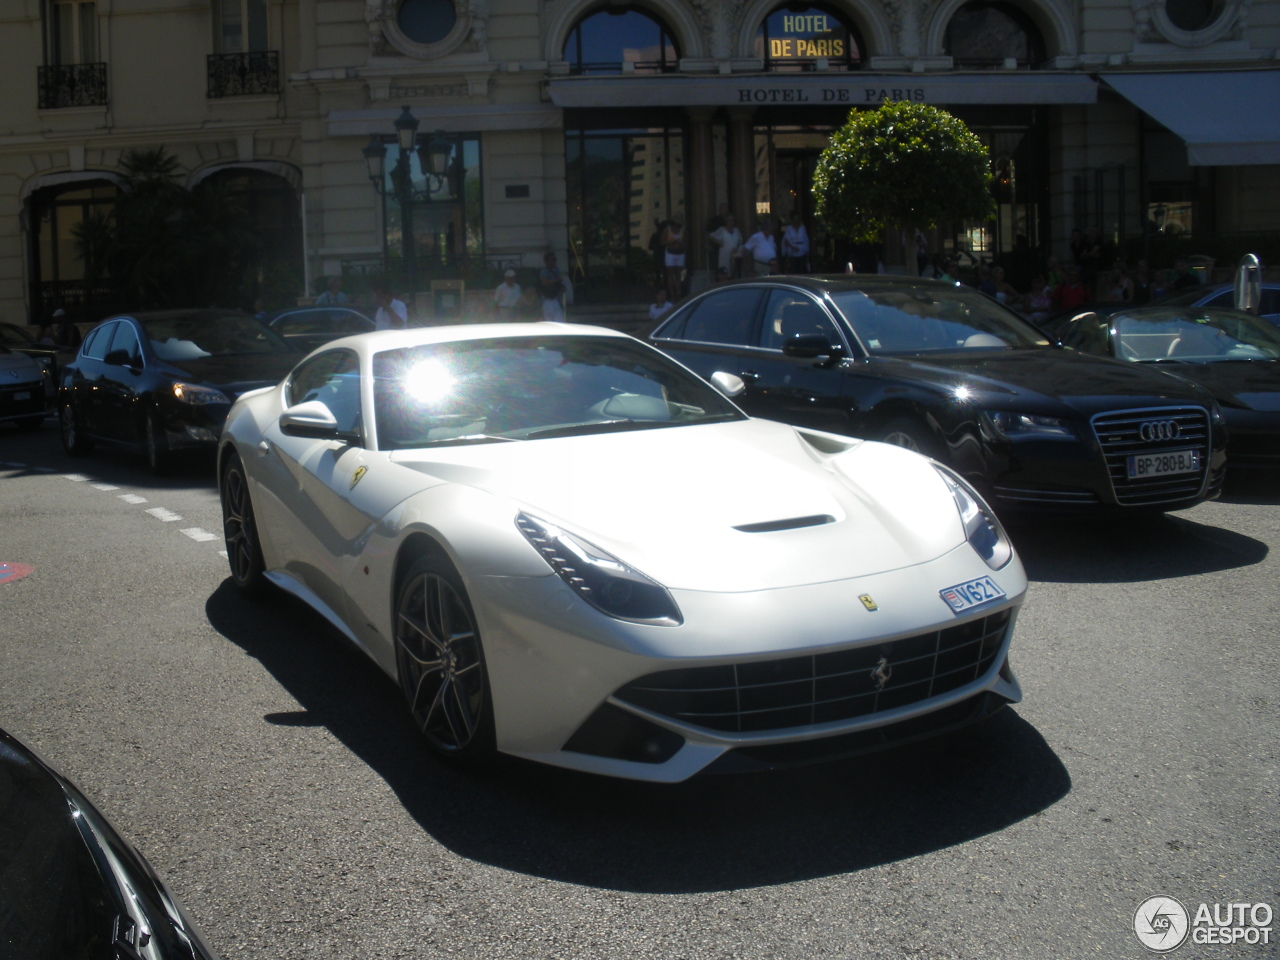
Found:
[859,594,878,611]
[350,465,367,490]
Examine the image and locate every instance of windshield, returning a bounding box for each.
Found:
[1114,308,1280,361]
[1151,288,1212,309]
[141,314,292,361]
[373,335,745,450]
[830,284,1050,355]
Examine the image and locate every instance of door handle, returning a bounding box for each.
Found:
[257,439,272,456]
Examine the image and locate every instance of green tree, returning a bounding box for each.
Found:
[813,101,995,245]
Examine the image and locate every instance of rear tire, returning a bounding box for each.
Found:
[59,401,93,455]
[394,553,496,765]
[220,452,268,597]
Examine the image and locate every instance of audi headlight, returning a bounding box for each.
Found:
[934,465,1013,570]
[516,513,682,625]
[986,410,1075,441]
[171,382,230,405]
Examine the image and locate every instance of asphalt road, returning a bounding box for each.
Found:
[1,419,1276,960]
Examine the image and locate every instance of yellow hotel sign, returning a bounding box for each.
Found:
[769,14,846,59]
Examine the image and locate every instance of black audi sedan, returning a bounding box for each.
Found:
[0,727,220,959]
[266,304,374,353]
[59,310,301,473]
[1058,305,1280,471]
[648,276,1228,513]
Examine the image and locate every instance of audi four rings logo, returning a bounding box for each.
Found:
[1140,420,1181,442]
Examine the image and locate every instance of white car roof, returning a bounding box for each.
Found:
[323,321,631,355]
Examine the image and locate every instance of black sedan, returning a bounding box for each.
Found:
[59,310,300,473]
[648,276,1228,513]
[1059,304,1280,470]
[0,726,220,959]
[267,305,374,353]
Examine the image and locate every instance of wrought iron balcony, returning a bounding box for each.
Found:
[207,51,280,99]
[37,63,108,109]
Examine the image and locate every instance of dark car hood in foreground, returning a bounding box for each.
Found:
[157,353,298,398]
[0,729,220,960]
[870,348,1214,414]
[1137,359,1280,412]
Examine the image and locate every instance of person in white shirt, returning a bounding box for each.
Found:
[314,275,348,305]
[648,288,675,324]
[742,220,778,277]
[708,214,743,282]
[493,269,522,320]
[373,286,408,331]
[782,212,810,273]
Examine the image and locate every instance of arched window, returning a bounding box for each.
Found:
[562,7,679,75]
[944,2,1046,68]
[396,0,457,46]
[754,4,862,72]
[1164,0,1223,31]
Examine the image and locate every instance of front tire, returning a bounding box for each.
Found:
[220,452,268,596]
[879,416,943,460]
[395,554,495,763]
[60,401,93,455]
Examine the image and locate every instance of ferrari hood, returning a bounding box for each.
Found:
[392,419,967,592]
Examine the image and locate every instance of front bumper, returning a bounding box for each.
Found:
[469,541,1026,782]
[0,379,48,422]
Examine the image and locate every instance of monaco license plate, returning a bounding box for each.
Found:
[1127,448,1200,479]
[940,576,1006,615]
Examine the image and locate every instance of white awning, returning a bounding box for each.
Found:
[548,73,1098,109]
[1103,70,1280,166]
[327,103,562,137]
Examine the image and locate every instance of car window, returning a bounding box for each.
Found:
[1114,309,1280,361]
[81,323,114,361]
[676,288,763,347]
[1062,314,1112,356]
[108,323,143,365]
[757,290,841,350]
[142,314,292,360]
[1261,290,1280,315]
[832,285,1047,355]
[0,323,35,347]
[1204,291,1231,308]
[287,349,362,434]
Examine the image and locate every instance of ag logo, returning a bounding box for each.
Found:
[1134,896,1190,952]
[349,465,367,490]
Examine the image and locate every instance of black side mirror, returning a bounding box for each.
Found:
[783,335,839,360]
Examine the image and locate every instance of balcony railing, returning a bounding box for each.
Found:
[207,51,280,99]
[38,63,108,109]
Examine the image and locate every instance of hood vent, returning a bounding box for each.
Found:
[733,514,835,533]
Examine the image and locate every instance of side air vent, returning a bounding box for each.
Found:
[733,514,835,533]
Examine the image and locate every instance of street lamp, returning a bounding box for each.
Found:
[363,106,453,294]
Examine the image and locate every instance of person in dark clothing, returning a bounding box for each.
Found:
[1171,257,1200,291]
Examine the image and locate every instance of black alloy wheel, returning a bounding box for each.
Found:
[145,410,171,475]
[220,453,267,596]
[395,554,495,761]
[60,401,92,455]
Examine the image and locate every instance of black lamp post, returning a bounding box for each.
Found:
[363,105,453,294]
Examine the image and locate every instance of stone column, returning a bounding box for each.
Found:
[686,107,717,290]
[727,107,757,237]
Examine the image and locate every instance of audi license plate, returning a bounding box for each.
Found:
[940,576,1006,615]
[1127,448,1200,479]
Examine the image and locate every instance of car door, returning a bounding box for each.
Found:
[743,288,855,433]
[69,322,116,437]
[253,348,367,618]
[650,285,765,391]
[97,320,146,442]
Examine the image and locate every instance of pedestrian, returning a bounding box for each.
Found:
[493,269,522,320]
[52,308,81,350]
[782,212,810,273]
[1054,265,1090,310]
[372,285,408,330]
[708,213,742,282]
[649,288,674,325]
[743,219,778,277]
[661,217,686,298]
[314,275,348,305]
[1171,256,1199,291]
[538,251,566,322]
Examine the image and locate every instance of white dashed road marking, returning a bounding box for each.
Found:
[180,527,218,542]
[92,483,119,491]
[119,494,148,504]
[62,473,90,482]
[146,507,184,523]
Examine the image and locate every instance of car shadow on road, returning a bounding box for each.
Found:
[1005,511,1268,584]
[206,580,1070,894]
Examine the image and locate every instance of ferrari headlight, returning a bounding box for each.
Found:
[934,465,1013,571]
[171,382,230,405]
[516,513,682,626]
[986,410,1075,441]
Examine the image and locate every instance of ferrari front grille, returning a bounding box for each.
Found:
[615,609,1011,734]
